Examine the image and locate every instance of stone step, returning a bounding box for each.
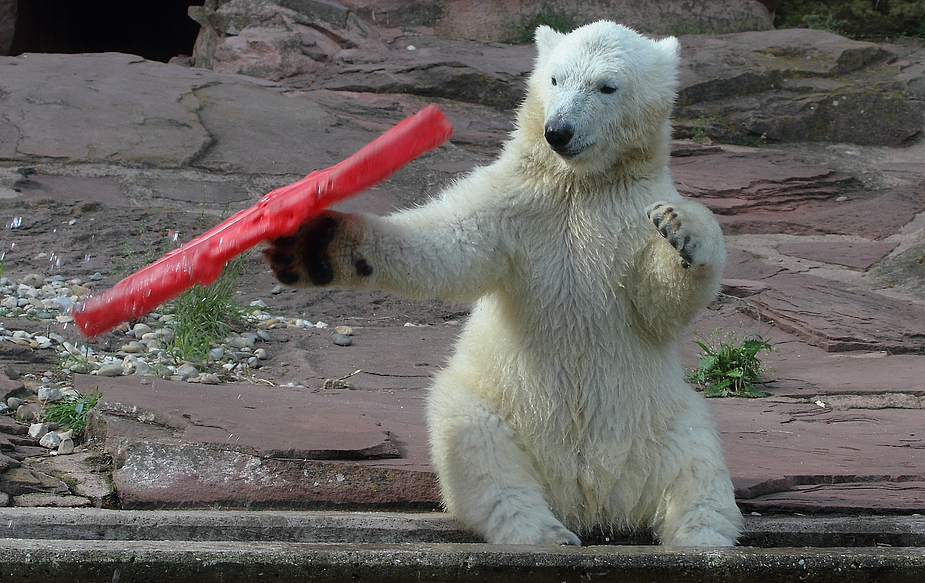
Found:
[0,510,923,583]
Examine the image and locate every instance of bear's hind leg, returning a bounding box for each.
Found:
[427,373,581,546]
[650,403,743,546]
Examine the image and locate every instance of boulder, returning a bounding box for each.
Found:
[674,29,924,146]
[341,0,774,41]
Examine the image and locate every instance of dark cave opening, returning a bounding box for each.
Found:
[9,0,203,62]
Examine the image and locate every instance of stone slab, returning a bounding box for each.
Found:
[775,240,899,271]
[77,374,429,462]
[672,149,851,212]
[740,272,925,353]
[712,399,924,512]
[0,53,211,166]
[7,174,134,206]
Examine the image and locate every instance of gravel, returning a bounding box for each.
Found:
[0,273,331,385]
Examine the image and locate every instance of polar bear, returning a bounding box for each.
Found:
[265,21,742,546]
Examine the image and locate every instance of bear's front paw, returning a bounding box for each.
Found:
[646,201,722,269]
[263,211,372,287]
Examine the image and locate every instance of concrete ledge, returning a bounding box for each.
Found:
[1,509,924,582]
[2,508,924,547]
[1,539,924,583]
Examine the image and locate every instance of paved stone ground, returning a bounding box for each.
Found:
[0,32,923,537]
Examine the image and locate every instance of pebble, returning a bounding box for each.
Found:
[121,341,144,353]
[176,363,199,377]
[199,373,221,385]
[132,323,153,339]
[58,438,75,455]
[7,397,24,409]
[96,364,124,377]
[0,402,7,415]
[271,285,283,294]
[37,386,64,402]
[90,272,103,281]
[208,347,225,360]
[39,431,61,449]
[332,333,353,347]
[22,273,44,287]
[334,326,354,336]
[16,405,35,422]
[254,348,268,360]
[28,423,49,440]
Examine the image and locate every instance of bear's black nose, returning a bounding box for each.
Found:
[544,123,574,154]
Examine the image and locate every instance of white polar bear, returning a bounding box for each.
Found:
[265,21,742,546]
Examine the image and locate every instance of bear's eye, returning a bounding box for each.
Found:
[600,85,617,94]
[551,77,557,86]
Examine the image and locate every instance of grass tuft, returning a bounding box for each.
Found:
[42,391,102,439]
[687,332,773,398]
[166,256,245,365]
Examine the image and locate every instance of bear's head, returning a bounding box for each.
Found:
[516,21,680,178]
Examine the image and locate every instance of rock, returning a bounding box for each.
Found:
[176,363,199,377]
[674,29,922,146]
[334,326,354,336]
[12,493,90,507]
[332,333,353,347]
[39,431,61,449]
[253,348,268,360]
[199,373,221,385]
[271,285,283,294]
[37,386,63,402]
[96,364,124,377]
[121,341,145,354]
[208,347,225,360]
[6,397,24,410]
[431,0,773,42]
[27,423,49,440]
[132,323,153,339]
[57,438,75,455]
[0,466,70,496]
[15,405,36,422]
[227,335,254,350]
[21,273,44,287]
[0,402,7,415]
[90,272,103,281]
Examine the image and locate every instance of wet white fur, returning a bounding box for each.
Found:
[317,21,741,546]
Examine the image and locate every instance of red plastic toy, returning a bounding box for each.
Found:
[74,105,453,338]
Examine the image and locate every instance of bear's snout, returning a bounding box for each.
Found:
[544,122,575,156]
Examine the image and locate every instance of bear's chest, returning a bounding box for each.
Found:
[509,204,647,322]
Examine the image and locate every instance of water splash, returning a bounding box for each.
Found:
[7,217,21,229]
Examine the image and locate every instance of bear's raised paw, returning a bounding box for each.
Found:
[263,211,372,288]
[646,201,723,269]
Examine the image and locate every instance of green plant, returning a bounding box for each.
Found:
[688,332,773,398]
[507,4,575,44]
[691,117,710,145]
[42,391,102,438]
[167,256,245,365]
[775,0,925,40]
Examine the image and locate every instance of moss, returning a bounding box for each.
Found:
[504,4,576,45]
[776,0,925,40]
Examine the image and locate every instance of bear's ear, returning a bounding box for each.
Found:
[654,36,681,67]
[535,25,564,60]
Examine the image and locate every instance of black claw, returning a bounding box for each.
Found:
[270,251,294,266]
[355,258,373,277]
[652,214,662,228]
[278,271,299,285]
